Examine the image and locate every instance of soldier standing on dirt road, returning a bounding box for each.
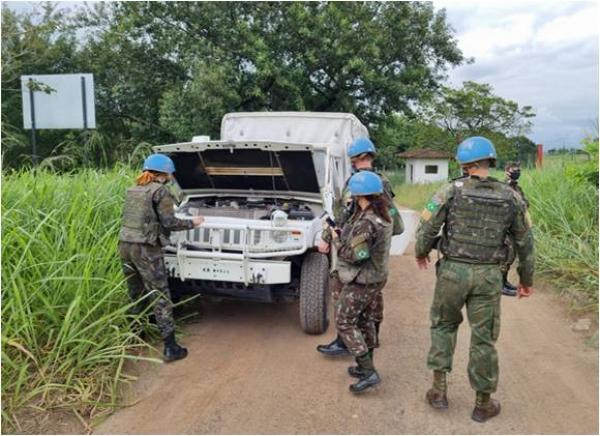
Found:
[119,153,204,362]
[329,171,393,393]
[502,161,529,297]
[415,137,535,422]
[317,136,403,356]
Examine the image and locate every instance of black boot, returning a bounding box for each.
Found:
[163,332,188,362]
[502,271,517,297]
[349,352,380,393]
[348,349,373,378]
[375,322,381,346]
[316,335,351,356]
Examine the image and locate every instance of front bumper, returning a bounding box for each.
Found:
[166,221,310,285]
[164,254,291,285]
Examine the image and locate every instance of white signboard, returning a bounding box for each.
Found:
[21,73,96,129]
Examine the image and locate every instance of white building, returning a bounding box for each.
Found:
[398,148,452,184]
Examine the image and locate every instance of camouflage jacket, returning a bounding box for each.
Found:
[119,182,194,246]
[322,169,403,242]
[415,176,534,286]
[333,208,393,285]
[507,180,529,208]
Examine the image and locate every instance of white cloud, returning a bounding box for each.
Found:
[534,6,599,47]
[439,1,599,148]
[457,13,536,60]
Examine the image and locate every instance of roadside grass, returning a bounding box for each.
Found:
[387,156,599,309]
[385,169,444,211]
[1,166,157,431]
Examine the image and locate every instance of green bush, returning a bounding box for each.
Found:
[1,167,155,429]
[520,165,598,306]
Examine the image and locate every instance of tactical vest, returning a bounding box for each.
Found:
[337,211,393,285]
[119,183,163,245]
[442,179,515,263]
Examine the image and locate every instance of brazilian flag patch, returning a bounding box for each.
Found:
[425,201,439,212]
[357,249,369,259]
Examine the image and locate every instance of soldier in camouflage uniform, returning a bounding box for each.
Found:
[501,161,529,297]
[317,137,403,357]
[119,154,204,362]
[415,137,534,422]
[329,171,393,393]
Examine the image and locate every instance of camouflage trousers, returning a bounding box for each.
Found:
[119,241,175,339]
[427,258,502,393]
[335,280,387,356]
[330,271,383,345]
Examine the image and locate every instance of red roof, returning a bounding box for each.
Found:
[397,148,453,159]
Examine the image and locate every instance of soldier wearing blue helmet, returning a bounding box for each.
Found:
[415,137,534,422]
[119,153,204,362]
[329,171,393,393]
[317,136,403,357]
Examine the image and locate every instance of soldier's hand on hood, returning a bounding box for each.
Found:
[192,216,205,227]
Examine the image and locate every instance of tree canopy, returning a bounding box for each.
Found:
[1,2,537,170]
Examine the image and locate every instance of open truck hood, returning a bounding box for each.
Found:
[153,141,324,196]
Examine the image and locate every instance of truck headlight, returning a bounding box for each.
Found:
[271,209,288,227]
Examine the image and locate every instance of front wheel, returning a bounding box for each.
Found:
[299,252,329,334]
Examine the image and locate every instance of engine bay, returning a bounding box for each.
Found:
[178,196,318,221]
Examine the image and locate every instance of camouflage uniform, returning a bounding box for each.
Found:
[503,178,529,274]
[333,208,393,356]
[416,175,534,393]
[323,170,403,337]
[119,182,194,339]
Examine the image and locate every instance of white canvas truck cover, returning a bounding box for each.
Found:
[221,112,369,157]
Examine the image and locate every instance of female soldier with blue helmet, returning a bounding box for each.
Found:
[119,154,204,362]
[317,136,403,357]
[329,171,393,393]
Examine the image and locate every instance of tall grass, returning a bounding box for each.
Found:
[520,163,598,307]
[1,166,155,430]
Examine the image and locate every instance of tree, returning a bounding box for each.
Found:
[106,1,465,137]
[1,5,79,167]
[429,81,535,140]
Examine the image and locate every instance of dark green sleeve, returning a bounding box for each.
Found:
[509,195,535,286]
[154,187,194,232]
[414,184,453,258]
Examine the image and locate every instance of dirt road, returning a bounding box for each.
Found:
[94,248,598,434]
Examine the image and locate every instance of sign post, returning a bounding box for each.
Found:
[21,73,96,165]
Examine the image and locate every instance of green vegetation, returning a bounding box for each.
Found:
[1,167,155,429]
[521,163,598,307]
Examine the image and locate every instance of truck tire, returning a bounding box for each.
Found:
[299,252,329,334]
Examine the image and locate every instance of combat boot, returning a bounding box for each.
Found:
[348,349,373,378]
[349,352,380,393]
[426,370,449,409]
[316,335,351,356]
[163,332,188,362]
[502,272,517,297]
[471,392,501,423]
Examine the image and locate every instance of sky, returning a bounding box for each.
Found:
[4,1,599,150]
[435,0,599,149]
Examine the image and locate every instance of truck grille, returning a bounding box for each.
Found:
[185,227,302,253]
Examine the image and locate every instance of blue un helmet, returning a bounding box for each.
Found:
[455,136,497,166]
[348,137,376,159]
[348,171,383,196]
[143,154,176,174]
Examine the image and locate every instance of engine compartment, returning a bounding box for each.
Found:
[178,196,319,221]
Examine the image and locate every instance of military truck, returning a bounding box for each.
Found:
[154,112,368,334]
